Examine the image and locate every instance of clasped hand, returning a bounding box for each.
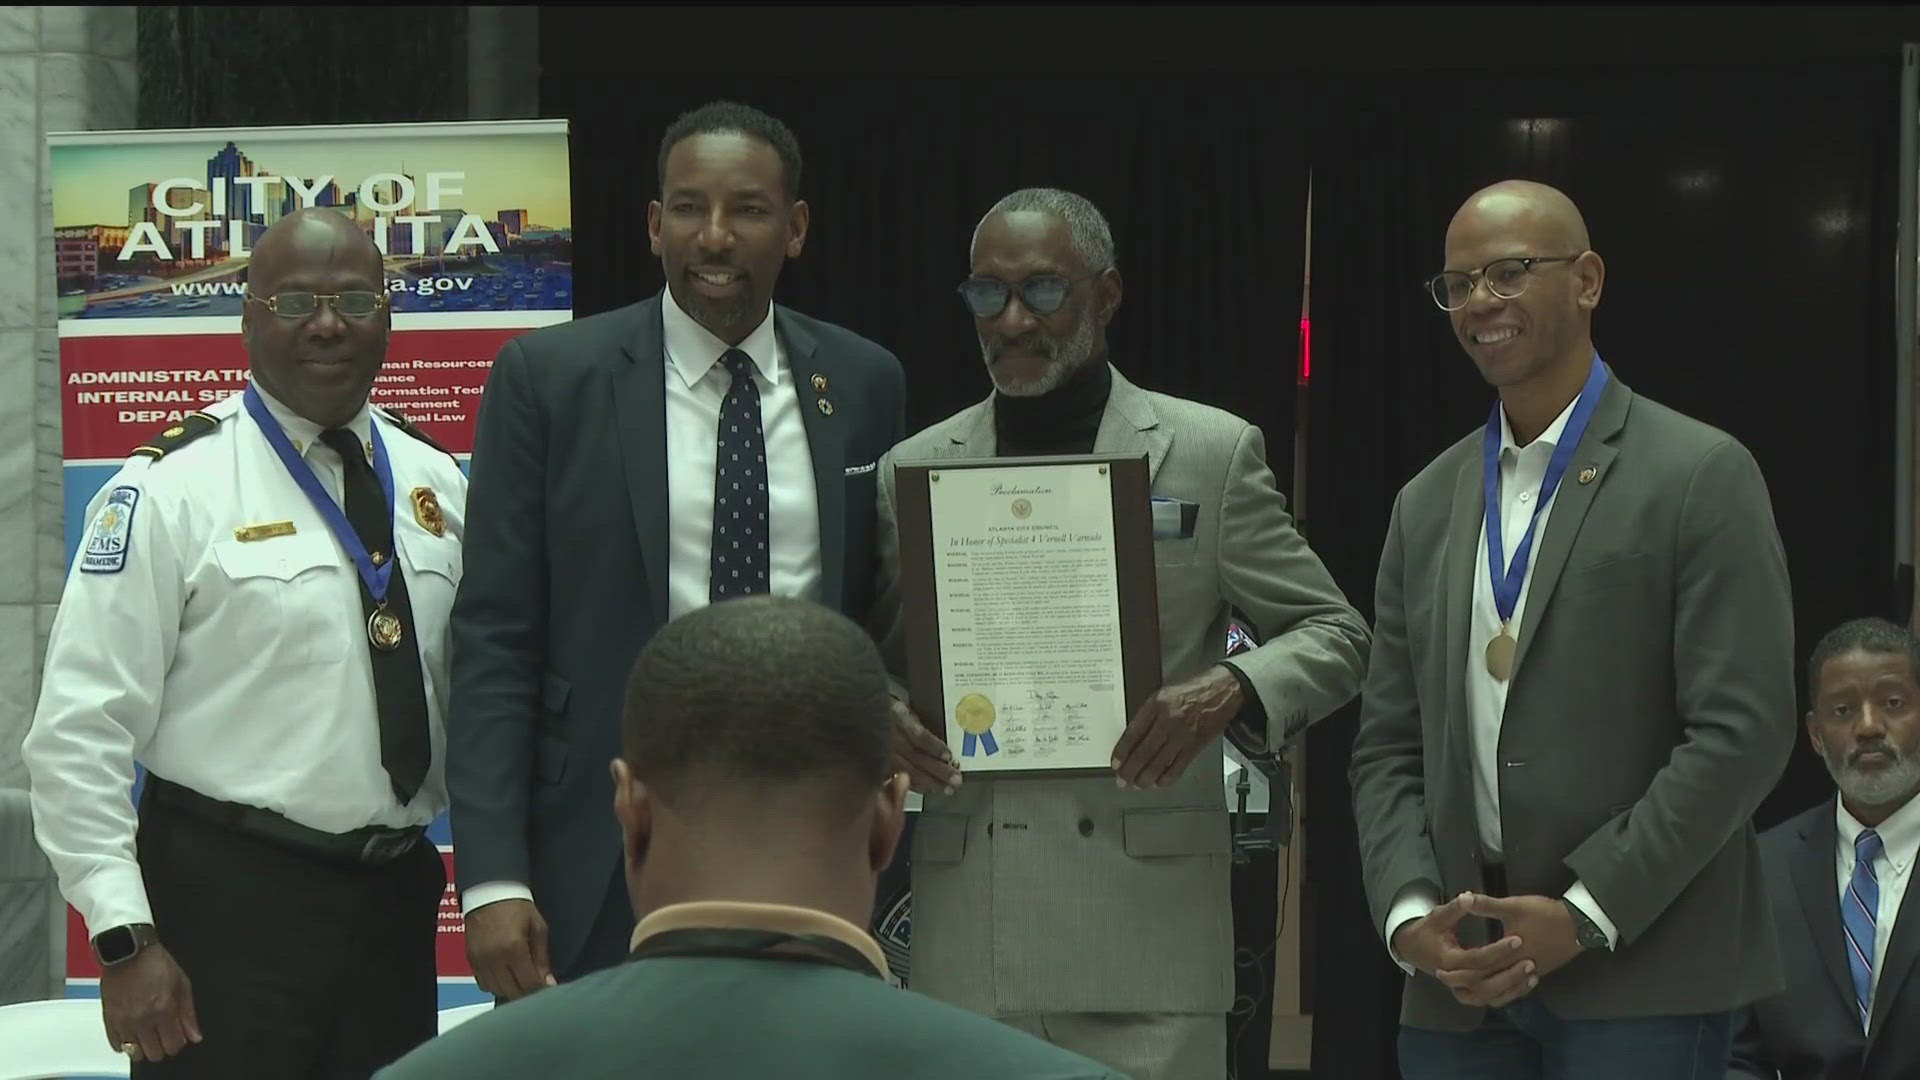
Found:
[1392,892,1584,1008]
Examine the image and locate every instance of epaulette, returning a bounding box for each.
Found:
[130,411,221,461]
[378,408,455,458]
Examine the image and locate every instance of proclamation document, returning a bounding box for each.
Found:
[925,462,1130,774]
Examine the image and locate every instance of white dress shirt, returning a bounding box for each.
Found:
[1837,794,1920,1032]
[460,289,822,916]
[25,387,467,937]
[1385,392,1620,967]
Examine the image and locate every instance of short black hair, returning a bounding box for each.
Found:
[622,596,891,804]
[657,100,803,204]
[1808,617,1920,700]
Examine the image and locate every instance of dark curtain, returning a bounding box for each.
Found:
[137,6,467,128]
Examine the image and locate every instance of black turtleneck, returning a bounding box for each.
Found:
[993,359,1112,458]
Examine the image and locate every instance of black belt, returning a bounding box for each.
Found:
[144,776,424,868]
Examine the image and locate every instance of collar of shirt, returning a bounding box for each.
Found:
[251,383,375,463]
[1497,388,1582,461]
[660,285,784,392]
[629,899,891,981]
[1838,791,1920,878]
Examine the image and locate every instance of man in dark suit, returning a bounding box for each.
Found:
[448,101,905,999]
[1730,617,1920,1080]
[381,597,1124,1079]
[1350,179,1797,1078]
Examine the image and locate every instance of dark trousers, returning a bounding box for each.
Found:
[132,791,443,1079]
[557,860,636,983]
[1399,998,1737,1080]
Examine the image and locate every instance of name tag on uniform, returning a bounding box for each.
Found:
[1151,496,1198,540]
[233,521,296,543]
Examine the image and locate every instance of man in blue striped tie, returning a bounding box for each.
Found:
[1730,617,1920,1080]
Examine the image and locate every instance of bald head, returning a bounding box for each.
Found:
[1447,180,1591,257]
[241,206,391,429]
[249,207,383,288]
[1440,180,1604,401]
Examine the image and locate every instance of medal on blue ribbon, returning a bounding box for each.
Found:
[244,384,403,651]
[1482,356,1607,680]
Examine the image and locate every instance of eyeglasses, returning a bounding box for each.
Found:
[956,274,1091,318]
[245,290,390,318]
[1424,255,1582,312]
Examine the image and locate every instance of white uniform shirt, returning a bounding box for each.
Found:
[460,289,824,917]
[24,387,468,937]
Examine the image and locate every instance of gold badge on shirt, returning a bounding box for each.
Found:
[233,521,296,543]
[411,487,445,537]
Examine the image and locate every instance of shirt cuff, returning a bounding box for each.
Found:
[1385,882,1442,975]
[461,880,534,918]
[1562,880,1620,950]
[72,862,154,941]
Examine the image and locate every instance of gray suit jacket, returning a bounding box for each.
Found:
[873,366,1370,1015]
[1350,366,1796,1030]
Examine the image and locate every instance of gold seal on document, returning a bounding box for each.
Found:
[1011,498,1032,520]
[955,693,996,735]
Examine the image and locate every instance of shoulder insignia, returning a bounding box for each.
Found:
[378,409,455,458]
[130,411,220,461]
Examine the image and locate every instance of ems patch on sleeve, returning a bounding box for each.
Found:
[80,486,140,574]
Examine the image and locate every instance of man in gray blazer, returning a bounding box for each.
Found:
[872,188,1370,1079]
[1349,179,1796,1079]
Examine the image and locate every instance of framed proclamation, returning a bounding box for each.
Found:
[893,453,1163,778]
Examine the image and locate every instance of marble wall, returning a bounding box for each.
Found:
[0,5,136,1002]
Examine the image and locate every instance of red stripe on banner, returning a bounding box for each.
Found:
[60,328,526,459]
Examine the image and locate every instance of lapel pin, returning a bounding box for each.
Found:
[811,373,828,392]
[1578,466,1598,485]
[817,398,834,416]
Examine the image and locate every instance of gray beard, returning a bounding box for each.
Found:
[980,315,1097,398]
[1830,750,1920,809]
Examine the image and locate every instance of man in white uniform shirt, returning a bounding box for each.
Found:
[24,208,467,1076]
[1731,618,1920,1080]
[449,100,905,999]
[1349,180,1795,1079]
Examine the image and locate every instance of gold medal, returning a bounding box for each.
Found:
[1485,630,1517,681]
[368,606,405,651]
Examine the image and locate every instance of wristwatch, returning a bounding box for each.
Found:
[1560,900,1608,951]
[91,923,158,967]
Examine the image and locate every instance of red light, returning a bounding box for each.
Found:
[1297,316,1311,383]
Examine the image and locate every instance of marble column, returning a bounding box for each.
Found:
[0,4,136,1004]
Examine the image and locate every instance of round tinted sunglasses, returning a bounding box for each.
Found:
[956,274,1093,318]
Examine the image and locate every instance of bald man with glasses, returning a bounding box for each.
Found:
[1350,179,1796,1080]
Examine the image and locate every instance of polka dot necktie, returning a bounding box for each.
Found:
[710,348,770,602]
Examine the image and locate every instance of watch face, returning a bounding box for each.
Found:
[95,926,138,965]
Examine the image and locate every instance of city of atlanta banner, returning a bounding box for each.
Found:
[49,117,573,1008]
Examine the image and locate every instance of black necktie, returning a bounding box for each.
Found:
[318,428,431,805]
[710,348,771,602]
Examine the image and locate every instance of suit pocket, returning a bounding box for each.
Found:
[1122,808,1230,858]
[1556,551,1652,598]
[542,673,571,715]
[914,813,969,864]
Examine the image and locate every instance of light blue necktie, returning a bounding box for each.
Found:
[1843,828,1884,1030]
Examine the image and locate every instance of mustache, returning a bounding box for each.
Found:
[1851,742,1901,765]
[986,334,1057,360]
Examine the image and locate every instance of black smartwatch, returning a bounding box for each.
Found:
[1560,900,1608,951]
[91,923,158,967]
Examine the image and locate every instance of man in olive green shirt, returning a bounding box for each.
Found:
[379,596,1123,1080]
